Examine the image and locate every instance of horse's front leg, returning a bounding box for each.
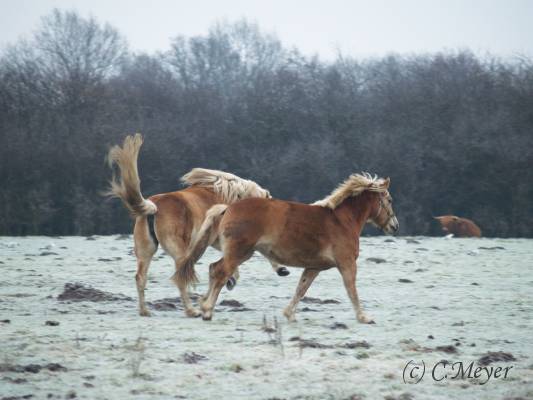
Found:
[225,268,237,290]
[338,260,374,324]
[283,268,319,322]
[269,259,290,277]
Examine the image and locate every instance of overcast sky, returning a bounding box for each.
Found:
[1,0,532,59]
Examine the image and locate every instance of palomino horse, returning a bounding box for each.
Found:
[178,173,398,323]
[106,134,288,317]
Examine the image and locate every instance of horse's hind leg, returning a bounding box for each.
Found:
[134,217,158,317]
[171,263,202,318]
[202,252,252,320]
[136,257,154,316]
[283,268,319,322]
[155,222,201,318]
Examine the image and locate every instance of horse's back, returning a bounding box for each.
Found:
[223,197,331,235]
[221,198,336,267]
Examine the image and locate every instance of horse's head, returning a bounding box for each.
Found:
[369,178,399,235]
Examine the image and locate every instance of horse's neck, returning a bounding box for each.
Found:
[188,186,225,206]
[212,191,227,204]
[334,192,375,235]
[198,187,226,205]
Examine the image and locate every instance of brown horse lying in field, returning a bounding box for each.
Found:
[179,173,399,323]
[106,134,288,317]
[434,215,482,237]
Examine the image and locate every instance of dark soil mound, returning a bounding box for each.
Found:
[57,283,132,302]
[478,351,516,366]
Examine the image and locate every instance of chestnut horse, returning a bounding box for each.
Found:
[106,134,288,317]
[178,173,399,323]
[434,215,482,237]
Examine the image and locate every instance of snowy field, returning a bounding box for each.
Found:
[1,235,532,400]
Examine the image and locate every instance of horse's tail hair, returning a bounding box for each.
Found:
[105,134,157,217]
[176,204,228,287]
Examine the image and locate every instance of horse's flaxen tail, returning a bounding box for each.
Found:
[176,204,228,287]
[105,134,157,217]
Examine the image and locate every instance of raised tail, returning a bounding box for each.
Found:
[176,204,228,287]
[105,134,157,217]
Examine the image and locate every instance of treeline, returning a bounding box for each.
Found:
[1,9,532,237]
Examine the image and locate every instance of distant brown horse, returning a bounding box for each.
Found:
[434,215,481,237]
[106,134,288,317]
[178,173,399,323]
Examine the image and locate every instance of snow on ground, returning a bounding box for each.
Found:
[1,235,532,400]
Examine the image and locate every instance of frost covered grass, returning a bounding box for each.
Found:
[0,236,532,399]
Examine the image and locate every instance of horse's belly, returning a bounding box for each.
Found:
[256,244,334,269]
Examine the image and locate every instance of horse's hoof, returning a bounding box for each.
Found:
[202,314,212,321]
[139,309,151,317]
[283,309,296,322]
[277,267,290,277]
[358,314,375,324]
[185,308,202,318]
[226,277,236,291]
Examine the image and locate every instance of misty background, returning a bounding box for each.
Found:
[0,6,532,237]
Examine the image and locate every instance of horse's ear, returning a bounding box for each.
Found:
[382,177,390,189]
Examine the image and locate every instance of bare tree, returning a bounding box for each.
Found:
[2,9,127,107]
[1,16,532,237]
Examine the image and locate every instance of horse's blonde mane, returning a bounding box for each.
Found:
[312,173,388,209]
[181,168,270,203]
